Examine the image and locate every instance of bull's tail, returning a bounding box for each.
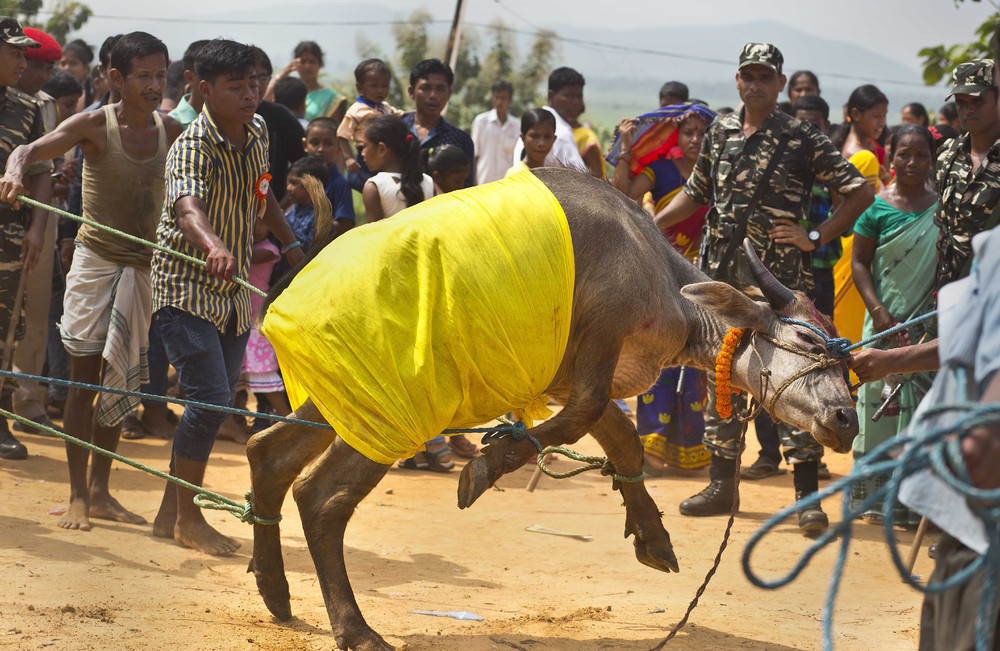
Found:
[257,174,335,329]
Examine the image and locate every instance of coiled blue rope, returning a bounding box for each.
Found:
[778,309,938,359]
[742,401,1000,651]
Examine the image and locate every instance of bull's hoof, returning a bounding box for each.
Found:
[335,627,395,650]
[457,456,497,509]
[249,558,292,620]
[634,535,680,574]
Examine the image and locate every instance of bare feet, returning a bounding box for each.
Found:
[57,499,91,531]
[140,406,177,441]
[217,415,250,444]
[88,492,147,525]
[174,517,241,555]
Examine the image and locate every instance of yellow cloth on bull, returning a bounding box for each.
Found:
[262,170,575,464]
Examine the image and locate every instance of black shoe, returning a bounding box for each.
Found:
[12,414,63,436]
[679,479,738,516]
[796,490,829,533]
[817,461,831,480]
[0,421,28,460]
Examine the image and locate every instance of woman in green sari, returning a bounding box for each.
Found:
[851,125,939,524]
[265,41,346,123]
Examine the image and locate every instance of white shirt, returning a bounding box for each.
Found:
[471,108,520,185]
[511,106,585,171]
[367,172,435,219]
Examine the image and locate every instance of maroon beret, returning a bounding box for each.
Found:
[23,28,61,62]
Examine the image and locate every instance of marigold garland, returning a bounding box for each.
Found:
[714,327,746,419]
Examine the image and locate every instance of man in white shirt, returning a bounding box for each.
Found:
[471,80,518,185]
[512,68,586,170]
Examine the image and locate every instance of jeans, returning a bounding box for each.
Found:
[155,306,250,463]
[141,319,169,406]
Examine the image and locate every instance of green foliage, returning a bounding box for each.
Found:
[0,0,92,43]
[920,11,999,86]
[354,10,558,130]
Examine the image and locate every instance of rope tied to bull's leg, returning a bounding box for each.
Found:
[535,445,646,483]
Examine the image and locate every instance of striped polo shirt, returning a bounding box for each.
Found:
[152,107,269,335]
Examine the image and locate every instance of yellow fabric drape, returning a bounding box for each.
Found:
[262,171,576,463]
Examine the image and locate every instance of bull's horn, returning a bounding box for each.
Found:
[742,238,795,311]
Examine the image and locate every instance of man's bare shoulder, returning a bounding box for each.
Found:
[160,113,185,142]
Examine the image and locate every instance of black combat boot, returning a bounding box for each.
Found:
[679,479,738,516]
[0,419,27,460]
[796,490,829,533]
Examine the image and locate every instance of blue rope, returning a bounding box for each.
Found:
[0,367,529,438]
[742,402,1000,651]
[778,309,938,359]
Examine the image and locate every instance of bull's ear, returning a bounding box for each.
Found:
[681,281,772,332]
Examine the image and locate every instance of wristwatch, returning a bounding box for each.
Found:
[807,229,822,250]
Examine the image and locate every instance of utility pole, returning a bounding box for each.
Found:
[444,0,467,73]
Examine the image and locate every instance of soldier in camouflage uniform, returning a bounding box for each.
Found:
[0,17,50,460]
[654,43,873,530]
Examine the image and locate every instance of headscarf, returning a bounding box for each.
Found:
[605,102,718,178]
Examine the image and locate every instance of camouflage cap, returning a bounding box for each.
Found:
[946,59,996,99]
[738,43,783,75]
[0,17,39,48]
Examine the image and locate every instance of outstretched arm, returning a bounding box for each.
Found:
[653,190,701,232]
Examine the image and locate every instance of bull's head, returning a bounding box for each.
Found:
[681,240,858,453]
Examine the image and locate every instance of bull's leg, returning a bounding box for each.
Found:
[246,399,337,621]
[458,324,623,509]
[293,436,393,651]
[587,403,679,573]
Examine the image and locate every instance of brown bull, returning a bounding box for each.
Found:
[245,169,858,650]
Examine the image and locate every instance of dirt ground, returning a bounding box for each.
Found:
[0,400,929,651]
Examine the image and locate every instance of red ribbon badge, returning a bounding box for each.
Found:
[254,173,272,218]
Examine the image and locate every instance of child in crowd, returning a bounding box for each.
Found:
[241,217,292,430]
[337,58,402,191]
[274,76,309,129]
[424,144,470,194]
[284,156,331,253]
[361,114,433,221]
[506,108,556,177]
[303,117,355,236]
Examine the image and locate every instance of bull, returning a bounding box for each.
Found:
[245,169,858,650]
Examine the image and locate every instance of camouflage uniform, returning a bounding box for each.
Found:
[0,85,48,401]
[683,43,866,461]
[934,60,1000,291]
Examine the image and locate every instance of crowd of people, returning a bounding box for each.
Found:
[0,16,997,648]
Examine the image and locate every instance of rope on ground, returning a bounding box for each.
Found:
[742,402,1000,651]
[0,403,280,526]
[536,445,645,483]
[16,194,266,298]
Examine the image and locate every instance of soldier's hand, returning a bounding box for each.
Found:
[769,218,812,251]
[0,174,25,209]
[20,222,44,272]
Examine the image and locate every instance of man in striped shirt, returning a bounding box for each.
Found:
[150,39,303,556]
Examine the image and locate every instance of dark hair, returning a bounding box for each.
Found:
[195,39,256,86]
[548,66,585,92]
[902,102,929,127]
[777,100,793,116]
[520,107,556,135]
[182,40,210,75]
[789,70,820,92]
[250,46,272,76]
[491,79,514,97]
[364,115,425,207]
[793,94,830,121]
[831,84,888,150]
[409,58,453,88]
[659,81,689,102]
[290,155,329,183]
[165,60,185,102]
[293,41,324,67]
[939,101,958,124]
[423,144,469,176]
[889,124,935,161]
[98,35,123,69]
[42,68,82,99]
[933,123,960,152]
[62,39,93,66]
[274,76,307,111]
[305,116,338,135]
[110,32,168,78]
[354,58,390,83]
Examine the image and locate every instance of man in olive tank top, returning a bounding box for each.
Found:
[0,31,184,533]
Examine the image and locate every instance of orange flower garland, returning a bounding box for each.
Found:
[714,327,746,419]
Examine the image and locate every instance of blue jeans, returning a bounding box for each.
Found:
[155,306,250,463]
[141,319,169,406]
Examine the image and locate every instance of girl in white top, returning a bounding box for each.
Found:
[505,108,556,178]
[361,115,434,221]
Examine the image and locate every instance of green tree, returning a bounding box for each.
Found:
[0,0,92,43]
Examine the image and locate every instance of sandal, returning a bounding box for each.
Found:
[398,455,429,470]
[448,435,479,458]
[740,456,786,480]
[423,441,455,472]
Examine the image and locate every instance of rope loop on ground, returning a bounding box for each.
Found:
[742,402,1000,651]
[536,445,645,483]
